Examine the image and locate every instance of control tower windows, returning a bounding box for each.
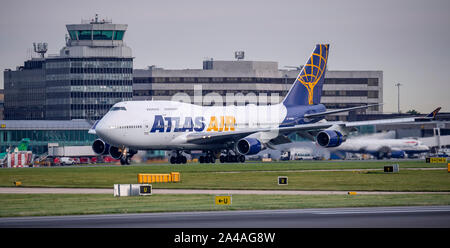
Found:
[77,30,92,40]
[69,30,77,40]
[70,30,124,41]
[114,31,124,40]
[93,30,113,40]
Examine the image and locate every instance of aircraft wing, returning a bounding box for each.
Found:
[185,123,333,145]
[185,107,440,145]
[344,117,417,127]
[345,107,441,127]
[185,129,265,144]
[304,103,382,119]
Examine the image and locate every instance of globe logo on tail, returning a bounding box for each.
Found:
[297,44,329,105]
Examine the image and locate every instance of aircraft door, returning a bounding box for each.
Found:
[143,120,151,136]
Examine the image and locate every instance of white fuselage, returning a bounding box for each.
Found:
[94,101,287,150]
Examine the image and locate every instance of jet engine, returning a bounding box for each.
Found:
[236,138,262,155]
[92,139,110,155]
[316,130,345,148]
[109,146,123,160]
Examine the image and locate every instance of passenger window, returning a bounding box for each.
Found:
[110,106,127,111]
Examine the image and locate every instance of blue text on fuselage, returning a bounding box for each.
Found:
[150,115,205,133]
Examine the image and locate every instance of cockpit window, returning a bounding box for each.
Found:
[110,106,127,111]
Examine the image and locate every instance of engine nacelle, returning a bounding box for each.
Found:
[316,130,345,148]
[92,139,110,155]
[109,146,123,160]
[236,138,262,155]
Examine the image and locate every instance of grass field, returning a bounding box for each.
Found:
[0,160,449,217]
[1,193,450,217]
[0,160,448,191]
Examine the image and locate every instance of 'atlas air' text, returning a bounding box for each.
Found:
[150,115,236,133]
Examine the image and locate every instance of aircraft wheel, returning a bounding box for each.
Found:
[199,156,204,163]
[181,156,187,164]
[219,155,225,163]
[204,156,211,163]
[238,155,245,163]
[176,156,182,164]
[170,156,176,164]
[231,155,237,163]
[121,157,130,165]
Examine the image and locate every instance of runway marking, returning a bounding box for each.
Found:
[2,206,449,224]
[311,206,450,215]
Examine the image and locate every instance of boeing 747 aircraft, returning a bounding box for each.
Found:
[89,44,440,164]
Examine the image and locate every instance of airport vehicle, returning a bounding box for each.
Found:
[89,44,440,165]
[330,134,430,159]
[280,151,291,161]
[280,148,314,160]
[293,150,314,160]
[60,157,75,166]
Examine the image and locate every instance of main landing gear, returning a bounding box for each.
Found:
[199,151,216,164]
[169,151,188,164]
[219,151,245,163]
[219,154,246,163]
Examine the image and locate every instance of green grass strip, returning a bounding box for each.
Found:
[1,193,450,217]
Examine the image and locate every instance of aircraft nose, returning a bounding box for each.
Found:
[94,119,107,137]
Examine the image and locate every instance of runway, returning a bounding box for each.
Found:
[1,187,449,195]
[1,206,450,228]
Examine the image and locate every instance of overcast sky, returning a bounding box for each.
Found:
[1,0,449,113]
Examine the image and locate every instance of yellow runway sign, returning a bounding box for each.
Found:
[215,195,232,205]
[426,157,447,163]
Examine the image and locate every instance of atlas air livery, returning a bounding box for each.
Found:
[89,44,440,164]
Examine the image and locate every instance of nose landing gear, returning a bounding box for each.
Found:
[120,156,131,165]
[120,149,137,165]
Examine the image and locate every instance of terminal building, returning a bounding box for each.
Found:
[133,59,383,121]
[0,119,95,155]
[4,15,133,120]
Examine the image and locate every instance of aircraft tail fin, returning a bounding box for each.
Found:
[425,107,441,119]
[411,107,441,122]
[282,44,330,106]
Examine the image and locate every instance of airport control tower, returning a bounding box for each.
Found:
[45,14,133,120]
[61,14,131,58]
